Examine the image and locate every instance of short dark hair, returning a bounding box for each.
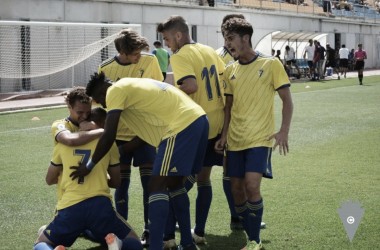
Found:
[276,50,281,55]
[358,43,362,47]
[153,40,162,46]
[272,49,275,53]
[89,107,107,128]
[222,14,245,26]
[114,29,149,55]
[221,18,253,47]
[157,15,189,35]
[65,87,91,107]
[86,72,113,98]
[342,44,346,48]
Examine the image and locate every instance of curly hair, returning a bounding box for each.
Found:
[221,18,253,47]
[157,15,189,35]
[114,29,149,55]
[65,87,91,107]
[86,72,113,98]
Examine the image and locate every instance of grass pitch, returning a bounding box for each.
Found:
[0,76,379,249]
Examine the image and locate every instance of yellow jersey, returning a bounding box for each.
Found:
[51,117,79,146]
[50,139,120,210]
[106,78,206,147]
[99,53,164,141]
[224,52,290,151]
[171,43,225,139]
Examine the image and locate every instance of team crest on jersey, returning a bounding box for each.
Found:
[258,70,264,77]
[139,69,145,77]
[57,123,66,130]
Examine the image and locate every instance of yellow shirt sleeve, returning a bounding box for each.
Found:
[51,120,69,144]
[106,85,129,112]
[272,58,290,90]
[149,56,164,82]
[109,143,121,167]
[171,53,196,85]
[51,144,62,166]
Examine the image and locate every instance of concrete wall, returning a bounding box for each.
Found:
[0,0,379,69]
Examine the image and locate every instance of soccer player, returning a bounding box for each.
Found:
[34,107,142,250]
[152,40,171,80]
[325,43,340,80]
[312,40,321,81]
[354,44,367,85]
[339,44,349,78]
[216,18,293,250]
[303,39,315,79]
[157,15,225,245]
[71,73,208,250]
[99,28,164,246]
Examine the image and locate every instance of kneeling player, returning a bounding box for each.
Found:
[34,107,142,250]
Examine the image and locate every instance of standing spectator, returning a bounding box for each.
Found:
[271,49,275,56]
[318,42,326,79]
[303,39,315,78]
[339,44,349,78]
[325,43,340,80]
[312,40,321,81]
[354,44,367,85]
[152,40,170,81]
[200,0,215,6]
[284,45,301,79]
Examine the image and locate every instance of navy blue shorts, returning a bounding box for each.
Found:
[116,140,156,166]
[226,147,273,179]
[203,135,223,167]
[153,115,209,177]
[43,196,132,247]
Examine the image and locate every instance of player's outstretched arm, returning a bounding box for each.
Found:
[70,112,120,182]
[119,136,147,154]
[268,87,293,156]
[46,164,62,185]
[57,129,104,147]
[215,95,233,154]
[107,165,121,188]
[179,78,198,95]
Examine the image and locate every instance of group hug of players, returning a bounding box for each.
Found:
[34,14,293,250]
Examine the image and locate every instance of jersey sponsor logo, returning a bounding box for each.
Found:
[231,75,236,80]
[258,70,264,77]
[57,123,66,130]
[170,167,178,173]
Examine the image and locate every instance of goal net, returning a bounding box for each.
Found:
[0,21,141,93]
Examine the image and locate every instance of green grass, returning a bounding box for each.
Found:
[0,76,379,249]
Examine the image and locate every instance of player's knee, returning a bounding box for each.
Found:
[167,176,186,190]
[148,175,167,193]
[245,184,261,201]
[196,167,212,182]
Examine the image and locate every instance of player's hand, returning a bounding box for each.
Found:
[267,131,289,156]
[79,121,97,131]
[215,137,226,155]
[70,161,91,183]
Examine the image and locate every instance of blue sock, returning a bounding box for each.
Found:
[139,167,152,229]
[223,172,239,219]
[170,186,193,246]
[148,191,169,250]
[247,198,264,243]
[235,200,250,236]
[184,174,196,192]
[115,169,131,220]
[164,197,176,240]
[34,242,53,250]
[194,180,212,234]
[121,238,143,250]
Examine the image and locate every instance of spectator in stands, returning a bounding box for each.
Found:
[200,0,215,6]
[323,0,332,12]
[375,0,380,12]
[284,45,301,79]
[318,42,326,79]
[312,40,321,81]
[341,0,354,11]
[303,39,315,79]
[348,48,355,71]
[325,44,340,80]
[339,44,349,78]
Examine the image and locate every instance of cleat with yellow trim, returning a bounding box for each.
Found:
[241,240,262,250]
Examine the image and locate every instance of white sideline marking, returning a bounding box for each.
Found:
[0,126,50,134]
